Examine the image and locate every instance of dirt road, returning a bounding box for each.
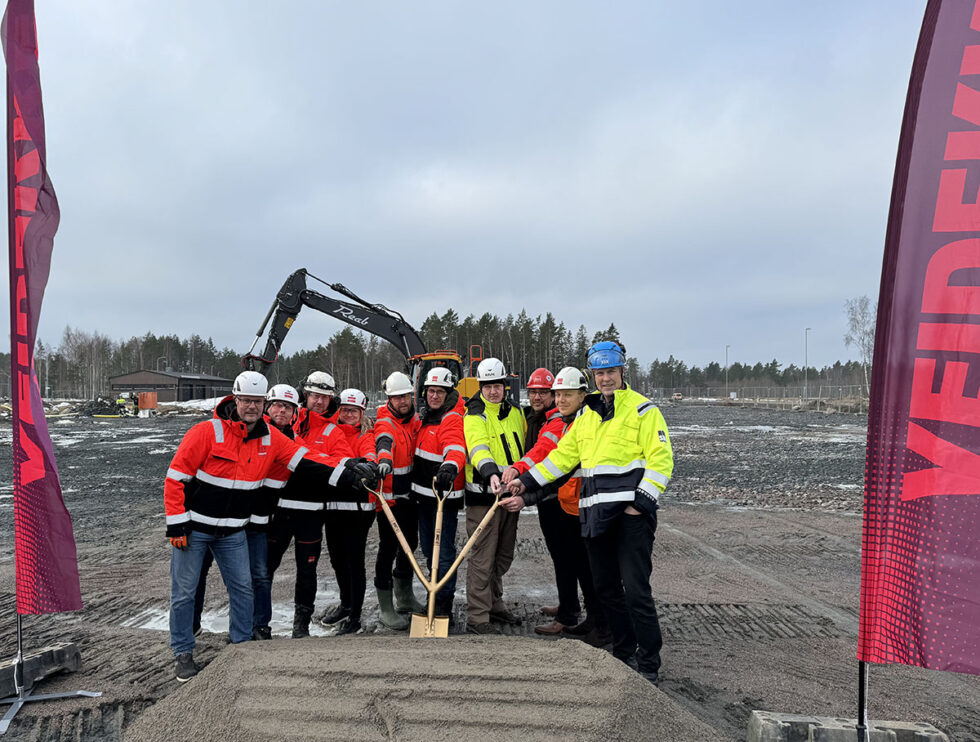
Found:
[0,404,976,740]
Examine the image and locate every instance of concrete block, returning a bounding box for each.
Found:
[0,643,81,698]
[748,711,947,742]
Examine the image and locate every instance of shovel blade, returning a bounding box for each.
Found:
[409,613,449,638]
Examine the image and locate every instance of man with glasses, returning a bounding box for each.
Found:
[165,371,376,682]
[509,341,673,685]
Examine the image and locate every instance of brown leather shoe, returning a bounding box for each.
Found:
[540,605,560,617]
[534,620,568,636]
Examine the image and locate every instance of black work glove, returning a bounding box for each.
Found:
[435,463,457,493]
[352,461,379,492]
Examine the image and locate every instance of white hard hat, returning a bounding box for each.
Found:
[266,383,300,406]
[338,388,367,410]
[383,371,414,397]
[423,367,455,389]
[233,370,269,397]
[304,371,336,395]
[552,367,589,391]
[477,358,506,383]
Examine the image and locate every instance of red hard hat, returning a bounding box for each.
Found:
[527,368,555,390]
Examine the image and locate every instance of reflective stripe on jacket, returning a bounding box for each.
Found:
[375,403,420,502]
[513,409,570,507]
[165,396,341,536]
[412,390,466,505]
[464,394,527,507]
[519,385,673,538]
[325,422,376,512]
[294,407,353,466]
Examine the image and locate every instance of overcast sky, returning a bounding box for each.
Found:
[6,1,927,370]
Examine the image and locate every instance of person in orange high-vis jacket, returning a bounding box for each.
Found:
[411,367,466,619]
[166,371,376,683]
[373,371,423,630]
[502,366,607,643]
[291,370,355,632]
[323,389,378,635]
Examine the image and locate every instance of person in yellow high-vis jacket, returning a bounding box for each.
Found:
[510,341,672,685]
[463,357,527,634]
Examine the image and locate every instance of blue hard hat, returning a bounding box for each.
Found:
[587,341,625,369]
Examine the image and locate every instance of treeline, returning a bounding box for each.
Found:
[2,314,869,400]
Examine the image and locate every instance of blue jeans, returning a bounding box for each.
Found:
[170,529,253,656]
[417,500,459,605]
[247,530,271,630]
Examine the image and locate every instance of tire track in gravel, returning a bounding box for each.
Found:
[659,522,860,634]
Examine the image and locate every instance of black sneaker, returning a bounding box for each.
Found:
[252,626,272,640]
[174,653,197,683]
[320,604,350,626]
[641,670,660,686]
[334,616,361,635]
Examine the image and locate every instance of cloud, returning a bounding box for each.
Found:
[1,1,925,372]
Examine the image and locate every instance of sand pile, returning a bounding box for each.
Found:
[123,636,719,742]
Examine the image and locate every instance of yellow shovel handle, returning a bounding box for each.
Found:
[368,482,431,588]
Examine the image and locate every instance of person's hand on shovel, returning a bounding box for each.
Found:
[507,478,526,497]
[501,466,519,485]
[489,474,503,496]
[500,496,526,513]
[435,463,457,494]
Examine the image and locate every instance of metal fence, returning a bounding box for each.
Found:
[648,384,869,404]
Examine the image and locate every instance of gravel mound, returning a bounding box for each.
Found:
[123,637,720,742]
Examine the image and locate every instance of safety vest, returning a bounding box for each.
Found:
[525,385,672,538]
[375,403,420,502]
[412,390,466,504]
[463,394,527,507]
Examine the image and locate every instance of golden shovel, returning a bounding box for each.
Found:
[371,478,501,638]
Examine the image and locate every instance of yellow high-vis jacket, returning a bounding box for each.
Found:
[463,393,527,507]
[522,385,672,537]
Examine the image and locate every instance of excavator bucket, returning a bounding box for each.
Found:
[409,614,450,638]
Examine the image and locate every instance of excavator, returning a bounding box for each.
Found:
[242,269,492,404]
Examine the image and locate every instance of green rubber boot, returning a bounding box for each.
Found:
[377,588,409,630]
[392,576,426,615]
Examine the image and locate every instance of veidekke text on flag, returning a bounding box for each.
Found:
[2,0,81,613]
[859,0,980,674]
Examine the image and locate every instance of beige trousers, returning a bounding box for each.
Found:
[465,505,519,624]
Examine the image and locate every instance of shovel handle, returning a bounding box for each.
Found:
[434,494,501,593]
[367,482,431,588]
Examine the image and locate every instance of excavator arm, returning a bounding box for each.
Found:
[243,269,427,375]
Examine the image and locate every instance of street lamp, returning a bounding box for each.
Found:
[156,355,167,371]
[725,345,730,399]
[804,328,812,401]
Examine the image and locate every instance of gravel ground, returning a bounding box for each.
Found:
[0,403,976,740]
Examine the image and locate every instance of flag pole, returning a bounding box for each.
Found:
[856,660,868,741]
[0,0,101,733]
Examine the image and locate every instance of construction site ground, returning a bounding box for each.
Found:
[0,403,978,740]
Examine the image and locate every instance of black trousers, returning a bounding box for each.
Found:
[374,498,419,590]
[540,498,591,625]
[267,509,323,611]
[585,511,663,674]
[324,509,376,621]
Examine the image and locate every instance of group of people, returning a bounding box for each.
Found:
[164,340,674,687]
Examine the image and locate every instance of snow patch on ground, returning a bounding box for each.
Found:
[167,397,221,412]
